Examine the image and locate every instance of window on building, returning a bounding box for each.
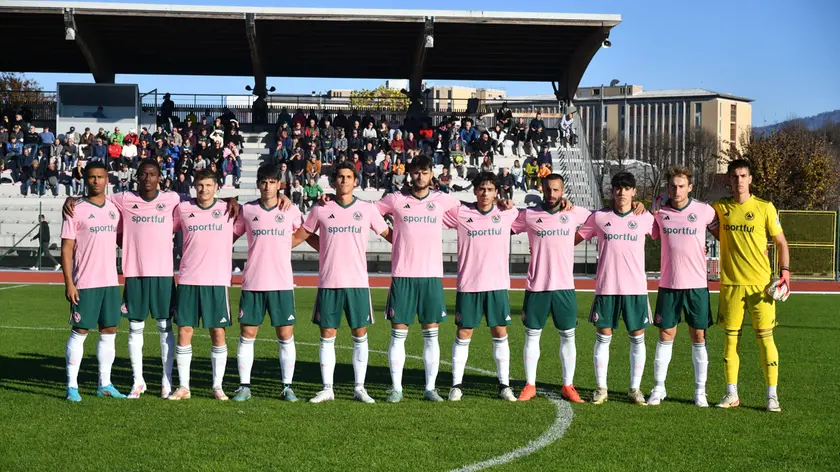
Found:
[448,90,453,99]
[435,90,440,99]
[730,104,737,122]
[593,89,600,96]
[694,103,702,127]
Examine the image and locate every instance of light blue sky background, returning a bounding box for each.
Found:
[24,0,840,126]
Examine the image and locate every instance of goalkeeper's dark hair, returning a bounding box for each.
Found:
[472,171,500,190]
[257,163,280,182]
[611,171,636,189]
[727,159,752,176]
[83,160,107,178]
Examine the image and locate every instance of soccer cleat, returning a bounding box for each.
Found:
[628,389,647,406]
[309,388,335,404]
[161,387,172,400]
[97,384,126,399]
[423,389,444,402]
[353,388,376,404]
[127,384,147,399]
[167,387,191,401]
[448,386,463,402]
[385,389,403,403]
[591,388,608,405]
[55,264,62,271]
[212,387,229,401]
[280,386,298,402]
[716,393,740,409]
[767,395,782,412]
[499,385,517,402]
[66,387,82,402]
[646,387,667,406]
[232,386,252,402]
[560,385,585,403]
[694,392,709,408]
[518,383,537,401]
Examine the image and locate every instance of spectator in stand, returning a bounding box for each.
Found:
[92,106,106,119]
[166,138,181,163]
[79,127,94,157]
[278,162,293,198]
[96,127,110,143]
[173,170,191,195]
[137,140,152,163]
[451,143,466,178]
[480,155,494,174]
[223,141,239,165]
[537,162,552,189]
[560,113,577,147]
[498,167,514,201]
[302,176,323,213]
[459,120,479,166]
[361,155,378,190]
[193,153,208,171]
[22,159,43,197]
[333,128,347,162]
[476,131,494,166]
[62,137,78,171]
[44,162,60,197]
[529,112,545,135]
[207,139,223,166]
[511,159,525,191]
[349,119,362,139]
[280,128,293,156]
[291,178,303,207]
[363,142,378,163]
[39,126,56,156]
[287,147,305,183]
[348,129,364,155]
[30,214,61,270]
[277,107,292,131]
[524,156,540,190]
[112,127,125,145]
[170,126,183,147]
[390,131,405,162]
[221,153,239,187]
[6,136,23,178]
[437,167,453,193]
[164,156,177,181]
[418,122,434,152]
[530,126,548,154]
[107,137,123,171]
[24,124,40,158]
[71,161,84,196]
[431,133,447,166]
[90,137,107,163]
[377,121,391,154]
[391,161,406,193]
[122,138,138,168]
[351,154,363,185]
[538,145,553,167]
[362,121,377,147]
[305,118,320,148]
[306,141,322,162]
[117,164,132,192]
[292,108,307,128]
[138,127,152,146]
[306,153,322,183]
[152,125,168,143]
[378,153,392,187]
[490,124,507,156]
[291,121,304,142]
[272,137,286,165]
[49,138,63,167]
[404,132,418,160]
[495,102,513,131]
[64,126,80,145]
[320,118,335,163]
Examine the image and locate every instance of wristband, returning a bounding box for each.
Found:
[780,266,790,274]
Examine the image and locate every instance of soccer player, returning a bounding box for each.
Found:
[577,171,654,405]
[511,174,593,403]
[647,167,717,407]
[710,159,790,412]
[168,169,237,401]
[61,161,126,401]
[375,155,460,403]
[231,164,318,402]
[293,161,391,404]
[443,171,520,402]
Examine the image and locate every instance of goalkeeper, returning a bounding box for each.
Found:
[709,159,790,412]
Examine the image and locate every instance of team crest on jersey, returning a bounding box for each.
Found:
[156,203,166,212]
[275,213,285,224]
[109,211,117,220]
[628,220,638,230]
[72,312,81,323]
[688,213,697,223]
[655,313,662,324]
[238,309,244,319]
[386,307,395,319]
[352,211,362,221]
[559,214,569,224]
[590,311,599,322]
[426,202,436,211]
[212,209,222,219]
[491,215,501,224]
[745,211,755,221]
[455,312,462,323]
[120,304,128,314]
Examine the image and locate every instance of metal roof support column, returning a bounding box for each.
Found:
[245,13,267,97]
[552,26,611,106]
[63,8,114,83]
[408,16,433,119]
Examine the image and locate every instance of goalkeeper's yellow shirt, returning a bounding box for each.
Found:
[712,195,783,286]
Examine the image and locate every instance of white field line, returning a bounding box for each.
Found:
[0,284,29,291]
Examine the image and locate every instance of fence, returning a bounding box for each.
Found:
[771,210,838,280]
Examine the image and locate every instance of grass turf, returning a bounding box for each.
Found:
[1,284,839,471]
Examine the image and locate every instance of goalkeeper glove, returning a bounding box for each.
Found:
[766,267,791,302]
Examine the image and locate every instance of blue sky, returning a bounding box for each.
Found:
[25,0,840,126]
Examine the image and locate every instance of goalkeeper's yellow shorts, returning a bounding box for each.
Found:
[717,284,777,331]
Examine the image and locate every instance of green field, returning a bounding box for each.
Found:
[1,284,839,471]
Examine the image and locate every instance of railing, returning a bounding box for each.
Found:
[0,90,58,123]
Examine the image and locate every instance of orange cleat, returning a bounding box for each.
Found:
[518,383,537,401]
[561,384,585,403]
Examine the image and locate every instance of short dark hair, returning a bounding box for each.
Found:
[611,171,636,189]
[727,159,752,176]
[408,155,433,172]
[83,160,108,178]
[193,169,217,183]
[332,160,359,182]
[472,171,499,190]
[257,163,280,182]
[541,173,565,187]
[137,158,161,176]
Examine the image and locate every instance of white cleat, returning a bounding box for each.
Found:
[448,387,463,402]
[353,388,376,404]
[309,388,335,404]
[646,387,667,406]
[498,386,517,402]
[767,395,782,412]
[694,392,709,408]
[127,384,147,399]
[716,392,740,409]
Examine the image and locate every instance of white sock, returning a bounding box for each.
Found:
[97,332,116,387]
[422,327,440,391]
[492,335,511,386]
[767,385,777,397]
[629,334,646,390]
[692,342,708,393]
[210,345,228,389]
[279,336,296,386]
[320,337,336,389]
[558,328,577,386]
[237,337,255,385]
[128,320,145,386]
[653,340,673,389]
[594,333,612,389]
[388,328,408,392]
[157,319,174,392]
[451,337,471,386]
[65,330,87,389]
[523,328,542,385]
[352,334,369,389]
[175,345,192,389]
[727,384,738,396]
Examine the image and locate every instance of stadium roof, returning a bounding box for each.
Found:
[508,88,754,103]
[0,1,620,101]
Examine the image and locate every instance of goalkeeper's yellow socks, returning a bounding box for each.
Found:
[756,331,779,390]
[723,329,742,387]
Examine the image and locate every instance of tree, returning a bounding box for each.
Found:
[640,129,674,201]
[0,72,44,103]
[684,127,722,201]
[349,85,408,111]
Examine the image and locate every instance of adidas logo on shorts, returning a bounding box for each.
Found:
[288,314,295,320]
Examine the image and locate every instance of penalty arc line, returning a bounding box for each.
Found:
[0,285,29,291]
[0,324,574,471]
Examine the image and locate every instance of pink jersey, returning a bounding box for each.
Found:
[110,191,182,278]
[233,201,302,291]
[303,197,389,289]
[578,209,654,295]
[176,199,235,286]
[442,204,518,292]
[512,205,593,292]
[60,199,120,289]
[375,190,460,278]
[653,199,715,289]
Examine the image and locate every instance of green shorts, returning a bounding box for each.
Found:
[122,276,176,321]
[522,290,578,330]
[654,287,713,330]
[174,285,231,329]
[455,290,511,329]
[239,290,297,327]
[385,277,447,325]
[69,286,122,330]
[589,294,652,332]
[312,288,373,329]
